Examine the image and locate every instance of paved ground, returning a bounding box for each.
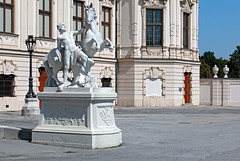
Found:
[0,105,240,161]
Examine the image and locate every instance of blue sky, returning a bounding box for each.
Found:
[199,0,240,60]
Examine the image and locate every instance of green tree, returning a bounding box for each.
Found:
[228,46,240,78]
[200,51,217,69]
[200,59,211,78]
[200,51,229,78]
[200,51,217,78]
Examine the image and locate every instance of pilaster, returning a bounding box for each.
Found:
[131,0,140,57]
[222,79,230,106]
[212,79,222,106]
[170,0,176,47]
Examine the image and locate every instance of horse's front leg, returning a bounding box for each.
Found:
[85,38,100,52]
[100,38,114,52]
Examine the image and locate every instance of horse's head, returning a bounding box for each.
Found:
[84,3,97,25]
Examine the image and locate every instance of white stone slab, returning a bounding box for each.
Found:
[230,85,240,102]
[146,78,162,96]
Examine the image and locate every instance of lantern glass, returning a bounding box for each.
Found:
[25,35,36,52]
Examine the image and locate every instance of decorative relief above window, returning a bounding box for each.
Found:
[100,0,114,7]
[180,0,194,13]
[99,66,113,79]
[143,0,167,7]
[183,65,193,73]
[143,67,166,96]
[0,59,17,75]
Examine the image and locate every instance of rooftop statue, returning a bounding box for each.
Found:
[44,3,113,91]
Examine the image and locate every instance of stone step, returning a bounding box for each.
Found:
[0,126,31,141]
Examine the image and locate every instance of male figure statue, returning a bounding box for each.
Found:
[56,23,94,91]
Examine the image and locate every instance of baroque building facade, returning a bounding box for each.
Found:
[0,0,199,111]
[117,0,200,107]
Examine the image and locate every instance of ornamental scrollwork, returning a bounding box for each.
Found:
[0,59,17,75]
[99,107,113,126]
[143,0,167,7]
[101,0,114,7]
[45,115,85,126]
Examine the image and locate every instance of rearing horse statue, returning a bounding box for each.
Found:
[80,3,114,58]
[44,3,113,91]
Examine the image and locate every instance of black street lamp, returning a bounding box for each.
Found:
[25,35,36,98]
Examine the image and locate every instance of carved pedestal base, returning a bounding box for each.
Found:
[32,87,122,149]
[21,98,40,116]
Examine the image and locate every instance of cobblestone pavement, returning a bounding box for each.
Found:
[0,106,240,161]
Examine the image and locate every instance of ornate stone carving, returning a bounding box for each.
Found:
[0,59,17,75]
[43,106,86,126]
[132,23,138,35]
[143,0,167,7]
[146,48,161,55]
[36,58,44,68]
[45,115,85,126]
[36,38,56,49]
[100,67,113,78]
[223,65,229,79]
[176,25,180,37]
[99,107,113,126]
[144,67,164,79]
[183,65,193,73]
[170,23,175,36]
[192,28,196,40]
[180,0,194,12]
[0,34,18,45]
[213,65,219,78]
[44,4,114,91]
[100,0,114,7]
[143,67,166,96]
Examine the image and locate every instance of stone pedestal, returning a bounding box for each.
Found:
[21,98,40,116]
[32,87,122,149]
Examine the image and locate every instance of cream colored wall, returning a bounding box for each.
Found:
[200,79,240,107]
[118,59,200,107]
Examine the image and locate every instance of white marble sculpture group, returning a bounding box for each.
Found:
[33,4,122,149]
[44,3,113,91]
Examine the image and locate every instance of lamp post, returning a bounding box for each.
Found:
[25,35,36,98]
[21,35,40,116]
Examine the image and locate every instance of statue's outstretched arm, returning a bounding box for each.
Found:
[72,26,86,36]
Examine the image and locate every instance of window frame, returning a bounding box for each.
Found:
[0,74,15,97]
[101,6,111,40]
[146,9,163,46]
[73,0,84,42]
[183,12,190,49]
[101,78,112,87]
[39,0,52,38]
[0,0,14,33]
